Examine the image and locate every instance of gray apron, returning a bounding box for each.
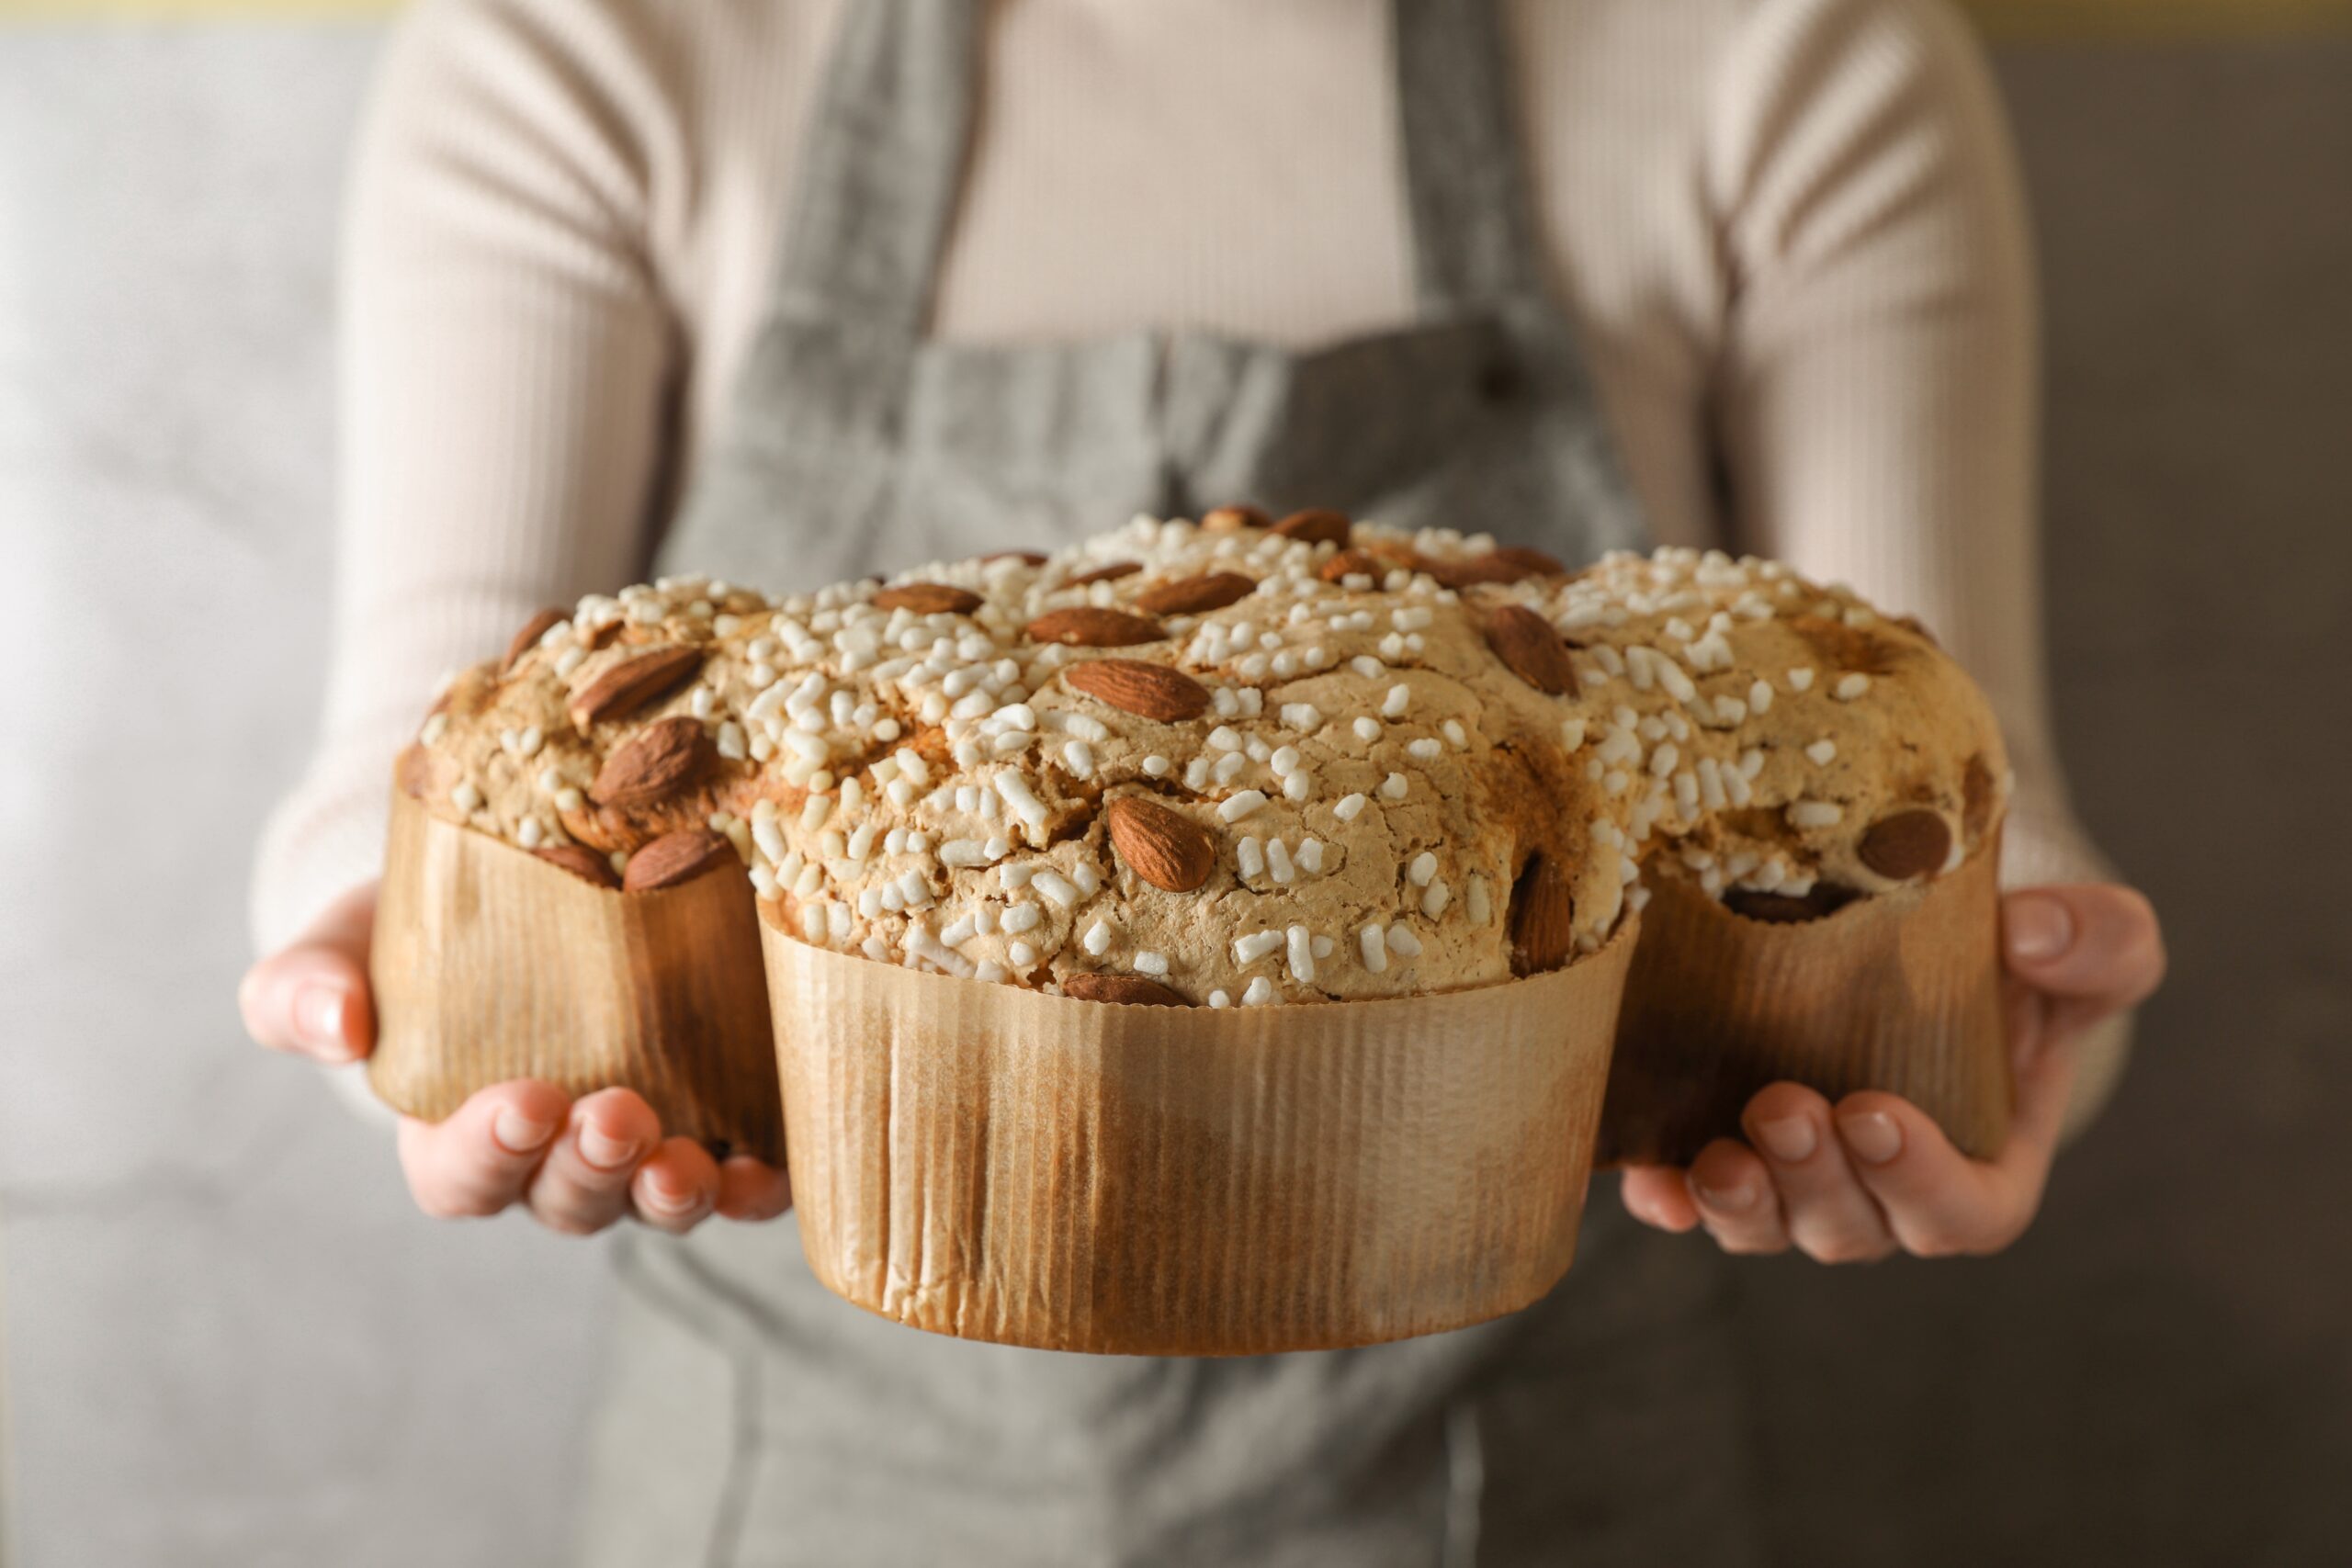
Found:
[582,3,1766,1562]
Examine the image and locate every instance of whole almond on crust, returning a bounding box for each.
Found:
[535,842,621,889]
[1272,508,1351,547]
[873,581,984,615]
[1858,809,1952,881]
[1490,546,1567,577]
[1132,571,1257,616]
[504,607,567,672]
[569,645,703,730]
[590,716,711,809]
[1485,605,1577,695]
[1063,659,1212,721]
[1201,503,1272,533]
[1317,549,1385,585]
[980,550,1048,566]
[1062,973,1191,1007]
[1510,855,1576,976]
[1105,795,1217,892]
[1064,560,1142,587]
[1025,607,1167,647]
[1420,547,1566,588]
[621,829,735,892]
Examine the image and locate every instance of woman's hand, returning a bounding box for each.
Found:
[1620,884,2164,1262]
[238,882,792,1235]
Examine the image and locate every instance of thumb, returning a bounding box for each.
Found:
[239,882,380,1065]
[2001,884,2165,1015]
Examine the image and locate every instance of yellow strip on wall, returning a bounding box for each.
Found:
[3,0,2350,35]
[0,0,391,15]
[1968,0,2352,39]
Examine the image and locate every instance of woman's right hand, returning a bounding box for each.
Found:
[238,882,792,1235]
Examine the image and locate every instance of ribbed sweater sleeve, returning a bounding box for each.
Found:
[249,0,678,953]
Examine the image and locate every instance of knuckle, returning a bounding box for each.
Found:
[534,1206,612,1237]
[1905,1229,1964,1259]
[1714,1230,1788,1258]
[1802,1235,1888,1266]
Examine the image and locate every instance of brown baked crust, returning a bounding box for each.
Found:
[401,513,2007,1009]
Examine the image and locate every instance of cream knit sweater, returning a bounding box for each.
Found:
[254,0,2124,1115]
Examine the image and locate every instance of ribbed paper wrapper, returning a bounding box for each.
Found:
[369,786,785,1162]
[760,914,1639,1357]
[1598,836,2009,1168]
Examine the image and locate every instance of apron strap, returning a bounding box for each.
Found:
[769,0,979,335]
[1393,0,1547,311]
[774,0,1544,332]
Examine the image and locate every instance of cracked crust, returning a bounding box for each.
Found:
[401,511,2008,1008]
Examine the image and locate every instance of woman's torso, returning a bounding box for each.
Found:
[592,0,1736,557]
[566,3,1769,1562]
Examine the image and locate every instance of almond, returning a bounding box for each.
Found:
[1858,808,1952,881]
[1490,546,1568,577]
[1485,605,1577,695]
[1063,659,1211,721]
[1104,795,1216,892]
[1788,615,1900,676]
[1064,559,1143,587]
[621,829,736,891]
[1271,508,1351,547]
[1962,753,1996,842]
[1024,607,1167,648]
[568,645,703,730]
[1061,973,1191,1007]
[589,716,711,808]
[980,550,1048,566]
[873,581,984,615]
[503,607,567,672]
[1132,571,1256,615]
[1201,503,1272,533]
[582,618,626,650]
[1419,547,1566,588]
[1510,855,1577,976]
[395,743,439,800]
[1317,549,1385,585]
[535,842,620,889]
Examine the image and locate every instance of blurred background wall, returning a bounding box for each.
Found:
[3,3,2347,1565]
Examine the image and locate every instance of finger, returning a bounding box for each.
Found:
[525,1089,663,1235]
[1686,1138,1790,1255]
[1741,1084,1895,1264]
[2002,886,2165,1015]
[715,1156,794,1223]
[629,1137,722,1234]
[238,884,380,1065]
[1618,1167,1700,1233]
[397,1080,571,1219]
[1832,1066,2070,1258]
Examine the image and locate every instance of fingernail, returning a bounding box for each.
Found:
[1838,1111,1905,1166]
[1755,1115,1817,1163]
[293,986,352,1059]
[1694,1176,1756,1213]
[641,1174,703,1215]
[578,1123,640,1170]
[2007,893,2074,963]
[492,1107,556,1155]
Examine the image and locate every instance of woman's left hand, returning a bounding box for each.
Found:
[1620,884,2165,1262]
